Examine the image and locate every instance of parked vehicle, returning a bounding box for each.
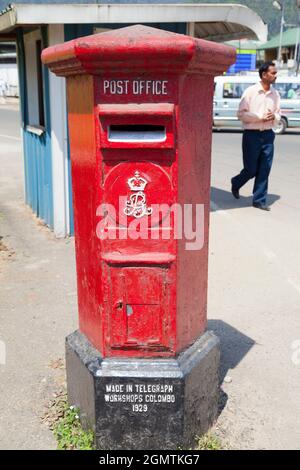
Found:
[213,74,300,134]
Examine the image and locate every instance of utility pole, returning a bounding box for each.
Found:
[297,0,300,74]
[273,1,285,66]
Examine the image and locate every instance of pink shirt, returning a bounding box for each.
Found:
[237,82,281,131]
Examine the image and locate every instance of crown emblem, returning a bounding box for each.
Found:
[127,171,148,191]
[124,170,153,219]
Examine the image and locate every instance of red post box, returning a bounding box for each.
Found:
[42,25,235,450]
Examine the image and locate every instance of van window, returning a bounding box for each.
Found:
[273,83,300,100]
[222,83,253,99]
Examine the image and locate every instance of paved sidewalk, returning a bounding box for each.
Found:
[208,130,300,450]
[0,104,77,449]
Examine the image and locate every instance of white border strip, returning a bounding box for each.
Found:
[1,4,267,41]
[48,24,70,238]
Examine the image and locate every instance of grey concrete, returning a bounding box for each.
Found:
[1,102,300,449]
[209,129,300,450]
[66,330,220,450]
[0,102,77,449]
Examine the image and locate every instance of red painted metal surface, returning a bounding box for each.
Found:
[42,25,235,358]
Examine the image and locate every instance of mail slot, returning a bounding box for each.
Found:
[98,103,175,151]
[108,125,166,142]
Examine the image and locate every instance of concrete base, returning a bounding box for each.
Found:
[66,330,220,450]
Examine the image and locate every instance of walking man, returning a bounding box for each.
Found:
[231,62,281,211]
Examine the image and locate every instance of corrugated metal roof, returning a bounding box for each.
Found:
[194,22,260,42]
[258,28,300,50]
[225,39,262,50]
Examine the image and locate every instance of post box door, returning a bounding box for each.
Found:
[109,266,169,350]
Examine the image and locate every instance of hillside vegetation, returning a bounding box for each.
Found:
[194,0,299,39]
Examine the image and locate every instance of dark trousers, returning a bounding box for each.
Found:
[232,129,275,205]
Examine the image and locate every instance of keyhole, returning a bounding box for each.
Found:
[115,301,123,309]
[126,305,133,316]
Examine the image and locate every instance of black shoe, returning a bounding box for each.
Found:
[231,179,240,199]
[253,203,271,211]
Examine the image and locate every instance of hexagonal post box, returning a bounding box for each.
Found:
[42,25,235,450]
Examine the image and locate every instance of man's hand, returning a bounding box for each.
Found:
[263,110,275,122]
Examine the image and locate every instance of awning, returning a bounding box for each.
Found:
[258,27,300,50]
[0,3,267,42]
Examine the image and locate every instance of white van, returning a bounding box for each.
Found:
[213,74,300,134]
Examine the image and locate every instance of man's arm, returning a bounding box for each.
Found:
[237,93,263,123]
[273,92,281,125]
[263,93,281,125]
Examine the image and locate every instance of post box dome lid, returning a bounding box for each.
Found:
[42,24,235,77]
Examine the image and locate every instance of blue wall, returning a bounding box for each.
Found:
[17,27,53,228]
[23,132,53,225]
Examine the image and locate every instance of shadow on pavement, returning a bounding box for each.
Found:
[208,319,256,416]
[211,186,281,211]
[208,319,255,383]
